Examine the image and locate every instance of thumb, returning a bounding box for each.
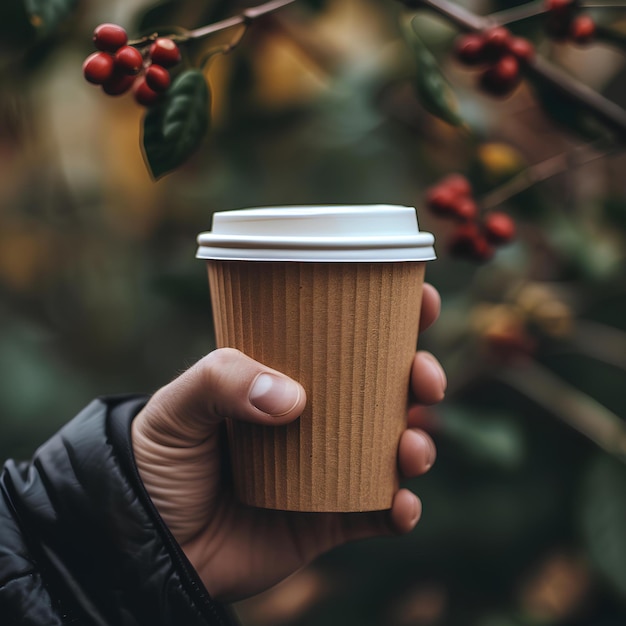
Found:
[137,348,306,447]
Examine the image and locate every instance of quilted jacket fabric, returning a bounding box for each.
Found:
[0,395,236,626]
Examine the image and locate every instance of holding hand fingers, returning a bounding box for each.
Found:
[132,283,445,602]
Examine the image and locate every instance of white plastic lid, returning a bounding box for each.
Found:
[196,205,436,262]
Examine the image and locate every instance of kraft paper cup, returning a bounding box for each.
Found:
[196,205,436,512]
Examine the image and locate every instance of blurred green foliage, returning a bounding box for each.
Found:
[0,0,625,625]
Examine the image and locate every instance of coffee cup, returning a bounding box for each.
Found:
[196,205,435,511]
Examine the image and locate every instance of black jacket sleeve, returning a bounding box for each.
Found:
[0,395,236,626]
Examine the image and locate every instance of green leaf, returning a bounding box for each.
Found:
[24,0,78,38]
[579,453,626,599]
[408,24,463,127]
[142,69,211,180]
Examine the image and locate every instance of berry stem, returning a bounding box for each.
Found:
[198,21,252,69]
[400,0,626,139]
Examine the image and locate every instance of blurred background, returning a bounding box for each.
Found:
[1,0,625,624]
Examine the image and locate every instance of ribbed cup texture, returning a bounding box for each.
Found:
[207,261,425,512]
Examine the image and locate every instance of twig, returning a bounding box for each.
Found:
[495,361,626,461]
[189,0,296,40]
[480,143,611,210]
[569,320,626,371]
[529,56,626,139]
[129,0,296,46]
[485,0,626,26]
[401,0,626,139]
[489,0,626,25]
[406,0,485,30]
[582,0,626,5]
[488,0,546,27]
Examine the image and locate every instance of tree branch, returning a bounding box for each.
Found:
[188,0,296,40]
[129,0,297,46]
[401,0,626,140]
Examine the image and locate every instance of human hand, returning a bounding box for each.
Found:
[131,283,445,603]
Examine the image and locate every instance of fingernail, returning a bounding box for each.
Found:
[411,496,422,526]
[249,373,302,417]
[423,436,437,470]
[425,352,447,396]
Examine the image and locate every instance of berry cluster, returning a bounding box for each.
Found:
[472,302,537,363]
[425,174,516,262]
[82,24,182,106]
[545,0,595,45]
[454,26,534,98]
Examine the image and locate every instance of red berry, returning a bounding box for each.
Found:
[426,185,458,215]
[102,72,136,96]
[508,37,535,64]
[114,45,144,75]
[149,38,181,68]
[482,26,512,61]
[454,34,487,66]
[494,55,520,82]
[442,173,472,198]
[453,198,479,221]
[570,14,595,44]
[133,78,162,106]
[145,64,171,92]
[480,55,521,97]
[449,222,478,247]
[93,23,128,53]
[483,211,516,243]
[83,51,115,85]
[449,223,494,261]
[471,235,496,261]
